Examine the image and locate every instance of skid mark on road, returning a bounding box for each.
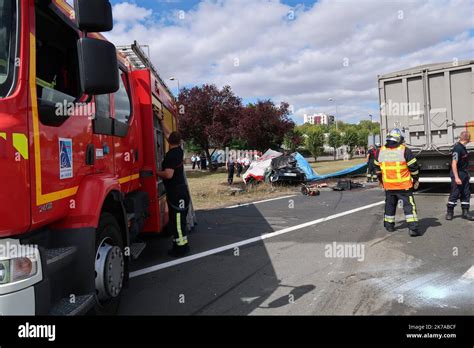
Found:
[369,234,394,247]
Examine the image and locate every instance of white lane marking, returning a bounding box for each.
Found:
[130,200,385,278]
[241,296,260,304]
[226,195,297,209]
[461,266,474,280]
[131,187,435,279]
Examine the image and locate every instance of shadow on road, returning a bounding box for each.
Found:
[396,217,442,236]
[120,204,286,315]
[260,284,316,309]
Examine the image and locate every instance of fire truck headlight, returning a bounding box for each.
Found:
[0,257,38,285]
[0,260,10,284]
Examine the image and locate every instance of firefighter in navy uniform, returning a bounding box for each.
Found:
[446,131,473,221]
[366,145,378,182]
[374,128,421,237]
[156,125,191,257]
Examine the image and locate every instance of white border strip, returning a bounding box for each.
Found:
[131,200,385,278]
[226,195,297,209]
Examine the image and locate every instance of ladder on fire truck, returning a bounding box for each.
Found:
[117,41,197,234]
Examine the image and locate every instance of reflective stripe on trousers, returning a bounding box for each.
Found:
[384,191,418,228]
[176,212,187,246]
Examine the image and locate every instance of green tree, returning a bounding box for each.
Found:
[335,121,348,132]
[358,120,381,134]
[328,129,343,160]
[320,124,331,133]
[305,127,325,160]
[228,138,250,150]
[296,123,316,136]
[283,128,303,152]
[342,128,359,158]
[357,129,370,151]
[185,139,202,154]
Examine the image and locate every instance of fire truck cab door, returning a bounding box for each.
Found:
[112,69,139,187]
[153,114,166,224]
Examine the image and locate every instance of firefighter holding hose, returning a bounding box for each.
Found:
[374,128,421,237]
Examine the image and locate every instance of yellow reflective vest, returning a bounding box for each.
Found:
[375,145,413,190]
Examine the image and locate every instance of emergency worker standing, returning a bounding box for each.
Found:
[446,131,473,221]
[366,145,377,182]
[374,128,421,237]
[227,157,235,185]
[156,121,190,257]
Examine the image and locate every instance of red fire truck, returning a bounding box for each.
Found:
[0,0,192,315]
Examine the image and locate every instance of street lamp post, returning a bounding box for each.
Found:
[169,76,180,94]
[328,98,338,131]
[369,114,376,146]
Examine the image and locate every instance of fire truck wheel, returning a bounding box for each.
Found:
[93,213,125,315]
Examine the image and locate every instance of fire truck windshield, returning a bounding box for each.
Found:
[0,0,17,98]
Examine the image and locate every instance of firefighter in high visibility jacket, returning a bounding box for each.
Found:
[374,128,421,237]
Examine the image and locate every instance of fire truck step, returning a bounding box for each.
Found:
[46,247,77,274]
[49,294,95,316]
[130,242,146,260]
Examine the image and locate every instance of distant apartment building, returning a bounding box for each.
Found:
[303,113,335,126]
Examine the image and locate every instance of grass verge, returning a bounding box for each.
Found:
[186,169,296,210]
[311,158,366,174]
[187,158,367,210]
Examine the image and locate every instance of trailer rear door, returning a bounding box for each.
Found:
[380,62,473,148]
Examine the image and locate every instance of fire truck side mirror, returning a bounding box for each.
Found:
[77,38,119,95]
[74,0,113,33]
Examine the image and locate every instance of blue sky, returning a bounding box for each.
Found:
[105,0,473,124]
[111,0,202,17]
[110,0,317,13]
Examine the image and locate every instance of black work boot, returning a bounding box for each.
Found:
[461,208,474,221]
[408,222,421,237]
[168,244,190,258]
[409,229,421,237]
[385,224,395,233]
[446,207,454,221]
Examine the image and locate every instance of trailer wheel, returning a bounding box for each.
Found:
[93,213,125,315]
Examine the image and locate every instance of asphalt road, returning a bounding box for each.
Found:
[119,183,473,315]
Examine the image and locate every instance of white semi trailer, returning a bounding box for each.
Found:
[378,60,474,183]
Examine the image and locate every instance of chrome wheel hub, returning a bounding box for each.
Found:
[95,240,125,302]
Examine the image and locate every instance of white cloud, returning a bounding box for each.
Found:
[112,2,153,23]
[105,0,474,124]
